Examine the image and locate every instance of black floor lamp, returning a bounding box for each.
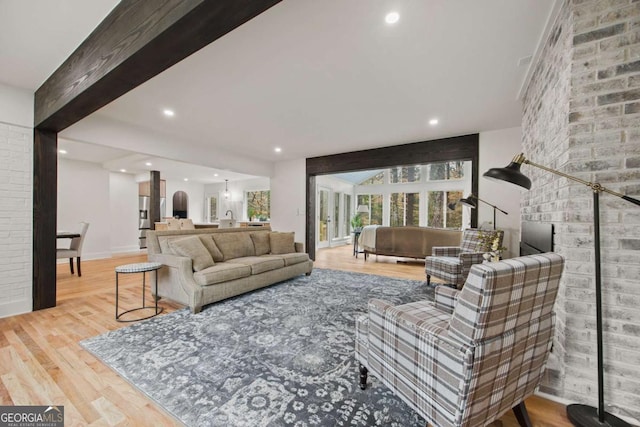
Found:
[484,153,640,427]
[456,194,508,230]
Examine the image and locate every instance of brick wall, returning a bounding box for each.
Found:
[0,122,32,317]
[523,0,640,421]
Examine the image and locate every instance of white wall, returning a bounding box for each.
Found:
[58,159,140,258]
[57,158,112,260]
[0,83,33,318]
[478,127,523,259]
[271,159,306,244]
[0,83,33,128]
[109,172,139,253]
[165,179,205,223]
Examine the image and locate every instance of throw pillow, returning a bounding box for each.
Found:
[270,232,295,255]
[169,236,215,271]
[212,232,255,260]
[199,235,224,262]
[250,232,270,256]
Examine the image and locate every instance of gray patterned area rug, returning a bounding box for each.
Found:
[81,268,432,426]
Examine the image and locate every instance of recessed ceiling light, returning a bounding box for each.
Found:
[183,178,189,182]
[214,173,219,177]
[145,162,152,166]
[163,109,175,117]
[274,147,282,153]
[429,118,439,126]
[58,149,67,154]
[120,169,126,173]
[385,11,399,24]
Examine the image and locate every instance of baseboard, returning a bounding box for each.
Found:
[534,391,640,425]
[110,245,142,254]
[55,248,144,265]
[0,298,32,319]
[56,251,112,263]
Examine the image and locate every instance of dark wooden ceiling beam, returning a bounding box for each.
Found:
[32,0,281,311]
[34,0,282,131]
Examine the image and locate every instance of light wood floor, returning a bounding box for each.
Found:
[0,245,572,426]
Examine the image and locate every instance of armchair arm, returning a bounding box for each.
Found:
[432,246,462,257]
[367,299,465,350]
[435,286,460,314]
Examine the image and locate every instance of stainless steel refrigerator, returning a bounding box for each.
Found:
[139,196,165,248]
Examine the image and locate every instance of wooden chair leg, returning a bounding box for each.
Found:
[77,257,82,277]
[69,258,74,274]
[359,364,368,390]
[512,402,532,427]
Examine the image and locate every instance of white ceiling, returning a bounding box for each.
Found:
[1,0,557,183]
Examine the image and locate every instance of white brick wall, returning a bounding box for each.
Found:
[523,0,640,421]
[0,121,32,317]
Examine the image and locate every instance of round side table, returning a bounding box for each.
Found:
[115,262,164,322]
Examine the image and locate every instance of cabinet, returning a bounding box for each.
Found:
[138,180,166,197]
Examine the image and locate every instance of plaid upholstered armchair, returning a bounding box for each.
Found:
[355,253,564,427]
[425,228,503,289]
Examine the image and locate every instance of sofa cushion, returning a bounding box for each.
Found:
[268,253,310,267]
[168,236,215,272]
[199,235,224,262]
[250,232,271,256]
[212,232,255,260]
[232,256,285,274]
[193,263,252,286]
[270,232,295,254]
[159,237,174,255]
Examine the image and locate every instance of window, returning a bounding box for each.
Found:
[207,196,218,222]
[426,161,465,181]
[390,192,420,226]
[334,192,341,239]
[360,171,385,185]
[345,194,352,235]
[426,190,463,229]
[389,166,421,183]
[247,190,270,221]
[357,194,383,225]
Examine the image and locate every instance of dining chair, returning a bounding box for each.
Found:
[56,222,89,276]
[179,218,195,230]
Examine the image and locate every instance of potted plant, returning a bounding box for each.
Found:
[351,214,363,232]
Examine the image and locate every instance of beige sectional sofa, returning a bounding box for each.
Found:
[146,227,313,313]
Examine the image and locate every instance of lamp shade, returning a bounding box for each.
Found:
[459,196,477,209]
[357,204,369,213]
[483,161,532,190]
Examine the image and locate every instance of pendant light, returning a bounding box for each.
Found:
[223,179,230,200]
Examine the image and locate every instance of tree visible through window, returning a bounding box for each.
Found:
[247,190,270,221]
[390,192,419,226]
[427,190,463,229]
[390,166,421,183]
[208,196,218,222]
[427,161,465,180]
